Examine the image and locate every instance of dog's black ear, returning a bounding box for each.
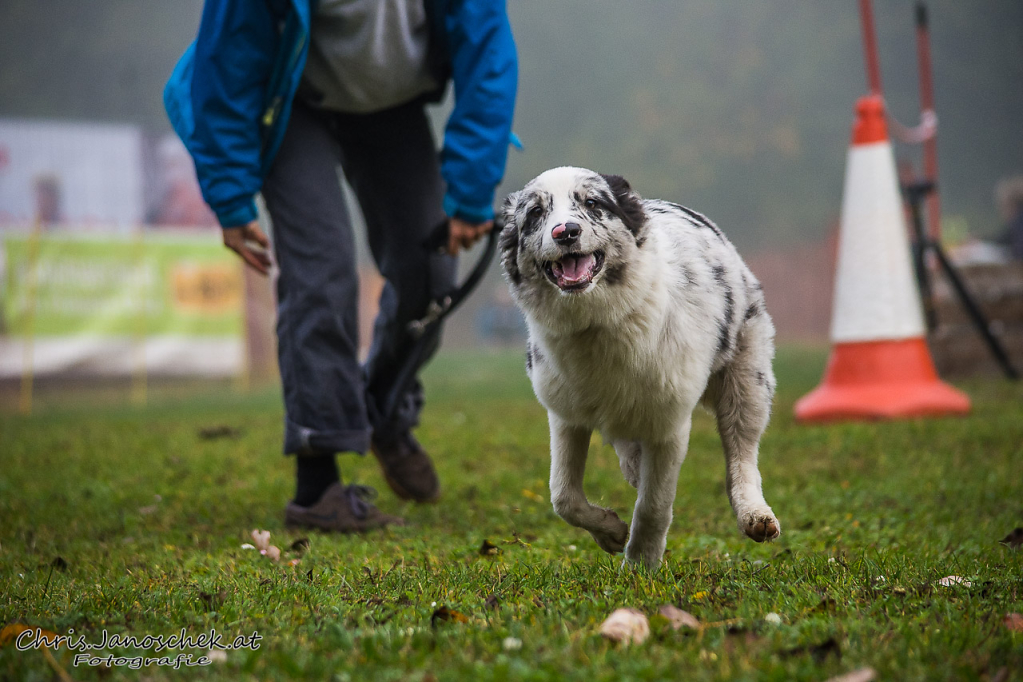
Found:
[499,192,522,286]
[600,173,647,243]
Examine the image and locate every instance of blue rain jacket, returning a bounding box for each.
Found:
[164,0,518,228]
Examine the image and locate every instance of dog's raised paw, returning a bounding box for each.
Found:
[743,514,781,543]
[589,508,630,554]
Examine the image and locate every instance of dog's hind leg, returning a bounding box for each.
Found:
[612,439,641,489]
[709,316,781,542]
[548,412,630,554]
[623,419,691,569]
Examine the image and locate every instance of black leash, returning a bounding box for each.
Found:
[374,217,503,424]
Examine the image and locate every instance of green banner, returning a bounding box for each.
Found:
[2,233,243,337]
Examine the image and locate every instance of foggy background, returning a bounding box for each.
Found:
[3,1,1021,246]
[1,0,1021,390]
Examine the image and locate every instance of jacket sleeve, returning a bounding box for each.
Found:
[440,0,518,224]
[188,1,281,228]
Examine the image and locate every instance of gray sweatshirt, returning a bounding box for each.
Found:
[301,0,439,114]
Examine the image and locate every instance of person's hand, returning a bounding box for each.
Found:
[223,220,272,275]
[447,217,494,256]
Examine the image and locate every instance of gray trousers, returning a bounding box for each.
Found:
[262,99,456,456]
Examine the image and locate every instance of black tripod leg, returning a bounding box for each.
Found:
[906,188,937,330]
[931,243,1019,380]
[914,241,937,331]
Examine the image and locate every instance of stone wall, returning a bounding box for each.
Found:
[928,262,1023,378]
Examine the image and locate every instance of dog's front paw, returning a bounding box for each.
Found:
[740,511,781,542]
[623,541,665,570]
[589,508,630,554]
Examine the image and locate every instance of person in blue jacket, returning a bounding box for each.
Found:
[165,0,518,531]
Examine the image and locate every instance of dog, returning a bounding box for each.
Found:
[499,167,780,569]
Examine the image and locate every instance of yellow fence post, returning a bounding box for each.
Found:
[236,262,251,394]
[18,220,41,416]
[130,227,148,406]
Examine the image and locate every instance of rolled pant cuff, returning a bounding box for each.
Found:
[284,420,371,456]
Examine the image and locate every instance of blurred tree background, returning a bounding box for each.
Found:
[1,0,1020,250]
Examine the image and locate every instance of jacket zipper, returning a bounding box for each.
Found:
[261,28,307,146]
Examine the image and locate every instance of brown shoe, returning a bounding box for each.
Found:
[285,482,405,533]
[370,431,440,503]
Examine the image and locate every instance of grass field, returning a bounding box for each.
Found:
[1,345,1022,681]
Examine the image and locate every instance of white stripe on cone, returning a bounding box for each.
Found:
[830,141,926,343]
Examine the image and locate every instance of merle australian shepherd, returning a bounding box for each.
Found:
[500,167,780,569]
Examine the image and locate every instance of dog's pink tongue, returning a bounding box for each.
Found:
[559,254,595,281]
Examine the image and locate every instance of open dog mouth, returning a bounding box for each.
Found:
[544,251,605,291]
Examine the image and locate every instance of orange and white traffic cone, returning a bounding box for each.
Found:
[794,94,970,422]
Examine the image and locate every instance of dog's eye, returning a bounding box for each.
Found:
[584,198,599,209]
[528,205,544,218]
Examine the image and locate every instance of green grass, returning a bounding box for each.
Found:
[1,345,1021,681]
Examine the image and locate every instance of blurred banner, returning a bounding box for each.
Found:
[0,118,218,231]
[0,119,144,228]
[0,232,244,377]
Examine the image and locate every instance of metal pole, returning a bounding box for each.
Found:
[859,0,884,95]
[915,2,942,242]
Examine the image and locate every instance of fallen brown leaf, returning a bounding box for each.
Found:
[990,666,1010,682]
[197,425,241,440]
[936,575,972,588]
[824,667,877,682]
[657,605,700,630]
[521,489,544,502]
[815,596,838,613]
[431,605,469,627]
[912,581,934,596]
[1003,613,1023,632]
[502,534,532,548]
[0,624,61,648]
[251,529,271,552]
[198,589,226,611]
[599,608,650,645]
[999,528,1023,549]
[362,566,378,585]
[781,637,841,663]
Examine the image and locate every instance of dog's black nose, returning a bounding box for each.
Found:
[552,222,582,246]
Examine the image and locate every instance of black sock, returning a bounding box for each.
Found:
[294,454,340,507]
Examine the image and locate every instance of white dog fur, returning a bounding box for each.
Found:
[500,166,780,569]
